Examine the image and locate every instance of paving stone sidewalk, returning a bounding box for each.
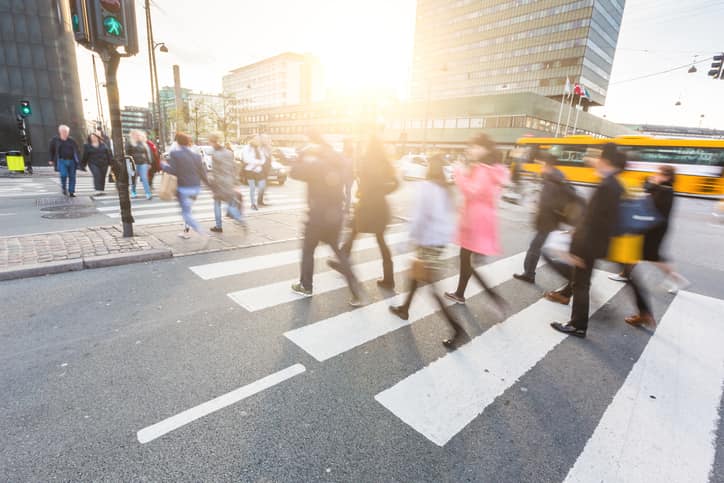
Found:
[0,226,171,281]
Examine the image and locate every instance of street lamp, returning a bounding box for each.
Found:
[150,41,168,150]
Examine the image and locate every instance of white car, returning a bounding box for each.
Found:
[399,154,454,182]
[193,146,214,171]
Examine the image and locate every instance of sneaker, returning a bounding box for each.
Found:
[210,226,223,233]
[513,273,535,284]
[444,292,466,304]
[291,282,312,296]
[177,232,192,239]
[62,189,68,196]
[389,305,409,320]
[667,273,691,294]
[131,191,138,199]
[349,295,365,307]
[251,204,258,211]
[94,191,105,196]
[68,192,76,198]
[608,272,628,282]
[146,194,153,200]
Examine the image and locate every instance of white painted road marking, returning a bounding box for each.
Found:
[228,248,456,312]
[137,363,306,444]
[105,199,304,218]
[285,252,533,363]
[564,291,724,483]
[374,270,623,446]
[190,231,409,280]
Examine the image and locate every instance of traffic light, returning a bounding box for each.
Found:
[708,53,724,79]
[16,116,32,154]
[18,100,32,118]
[69,0,93,45]
[91,0,139,54]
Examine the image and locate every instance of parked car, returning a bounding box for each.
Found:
[193,145,214,171]
[234,146,288,185]
[398,154,454,183]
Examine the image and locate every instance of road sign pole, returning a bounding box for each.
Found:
[101,48,134,237]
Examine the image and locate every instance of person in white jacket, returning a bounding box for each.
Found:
[389,154,463,347]
[242,135,267,210]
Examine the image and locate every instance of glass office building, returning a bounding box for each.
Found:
[411,0,624,107]
[0,0,85,166]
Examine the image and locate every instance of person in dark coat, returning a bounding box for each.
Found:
[48,124,81,197]
[291,131,362,306]
[329,135,398,289]
[81,133,112,195]
[549,143,625,338]
[514,151,569,284]
[126,129,153,199]
[624,165,689,328]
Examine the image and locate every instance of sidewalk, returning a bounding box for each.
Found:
[0,225,172,281]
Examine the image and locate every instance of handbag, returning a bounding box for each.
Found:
[159,172,178,201]
[616,196,663,235]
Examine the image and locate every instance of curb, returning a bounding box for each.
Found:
[0,248,173,282]
[0,259,84,281]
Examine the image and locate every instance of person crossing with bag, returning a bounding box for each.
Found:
[388,155,462,346]
[328,134,398,290]
[81,132,112,196]
[444,134,509,313]
[208,132,246,233]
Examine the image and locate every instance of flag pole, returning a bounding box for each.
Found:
[555,93,566,138]
[564,89,576,136]
[573,95,583,135]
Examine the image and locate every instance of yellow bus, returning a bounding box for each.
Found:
[514,135,724,197]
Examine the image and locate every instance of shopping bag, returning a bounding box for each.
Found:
[159,172,178,201]
[616,197,663,235]
[607,234,643,264]
[541,230,575,266]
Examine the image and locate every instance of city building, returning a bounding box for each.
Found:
[222,52,324,110]
[236,92,632,152]
[623,124,724,140]
[158,85,190,140]
[0,0,86,166]
[411,0,624,108]
[120,106,152,139]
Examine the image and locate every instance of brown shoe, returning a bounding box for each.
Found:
[625,313,656,328]
[545,291,570,305]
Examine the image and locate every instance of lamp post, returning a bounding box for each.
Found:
[145,0,167,150]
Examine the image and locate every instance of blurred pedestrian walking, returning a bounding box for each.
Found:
[257,134,273,207]
[549,144,625,338]
[291,131,363,306]
[140,131,161,190]
[48,124,81,197]
[242,135,267,211]
[161,132,210,239]
[514,151,582,284]
[126,129,153,199]
[388,155,462,346]
[444,134,508,312]
[341,138,356,214]
[81,132,112,196]
[208,132,246,233]
[329,135,398,290]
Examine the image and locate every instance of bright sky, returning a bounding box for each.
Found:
[76,0,724,130]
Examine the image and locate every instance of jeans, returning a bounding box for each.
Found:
[132,163,151,196]
[523,230,551,279]
[300,222,358,295]
[177,186,202,233]
[88,162,108,191]
[214,199,243,228]
[58,158,76,194]
[248,177,266,206]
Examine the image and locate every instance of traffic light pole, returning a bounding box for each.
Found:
[101,48,134,237]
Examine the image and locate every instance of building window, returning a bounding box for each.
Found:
[470,118,484,129]
[456,118,470,129]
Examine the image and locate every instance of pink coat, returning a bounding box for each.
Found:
[455,163,508,255]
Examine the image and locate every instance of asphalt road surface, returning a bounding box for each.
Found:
[1,181,724,482]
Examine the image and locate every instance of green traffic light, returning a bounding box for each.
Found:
[19,101,31,117]
[103,16,123,36]
[72,14,80,32]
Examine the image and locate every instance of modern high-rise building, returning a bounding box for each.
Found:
[0,0,85,166]
[411,0,624,107]
[222,52,324,110]
[120,106,152,138]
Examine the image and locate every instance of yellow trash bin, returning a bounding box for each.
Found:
[6,152,25,172]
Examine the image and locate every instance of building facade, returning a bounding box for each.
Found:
[120,106,152,139]
[222,52,324,110]
[236,92,632,151]
[623,124,724,140]
[411,0,624,107]
[0,0,86,166]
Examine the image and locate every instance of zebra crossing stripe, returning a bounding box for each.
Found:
[373,269,624,446]
[563,290,724,483]
[284,252,530,363]
[104,199,305,218]
[130,203,308,226]
[227,248,457,312]
[95,193,296,212]
[190,231,410,280]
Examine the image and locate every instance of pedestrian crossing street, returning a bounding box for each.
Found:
[137,233,724,481]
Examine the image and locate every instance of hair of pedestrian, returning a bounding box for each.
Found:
[87,132,103,145]
[535,151,558,166]
[469,132,501,165]
[601,143,618,164]
[58,124,70,133]
[175,132,192,146]
[427,153,450,189]
[613,150,628,171]
[659,164,676,183]
[208,132,222,144]
[363,135,389,167]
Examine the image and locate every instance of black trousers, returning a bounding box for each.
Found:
[622,264,651,316]
[88,162,108,191]
[301,222,358,295]
[454,247,501,301]
[523,230,551,278]
[341,227,393,283]
[569,261,595,330]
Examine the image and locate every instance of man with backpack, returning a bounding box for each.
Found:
[514,151,582,284]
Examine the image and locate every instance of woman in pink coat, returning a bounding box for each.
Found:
[445,134,509,318]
